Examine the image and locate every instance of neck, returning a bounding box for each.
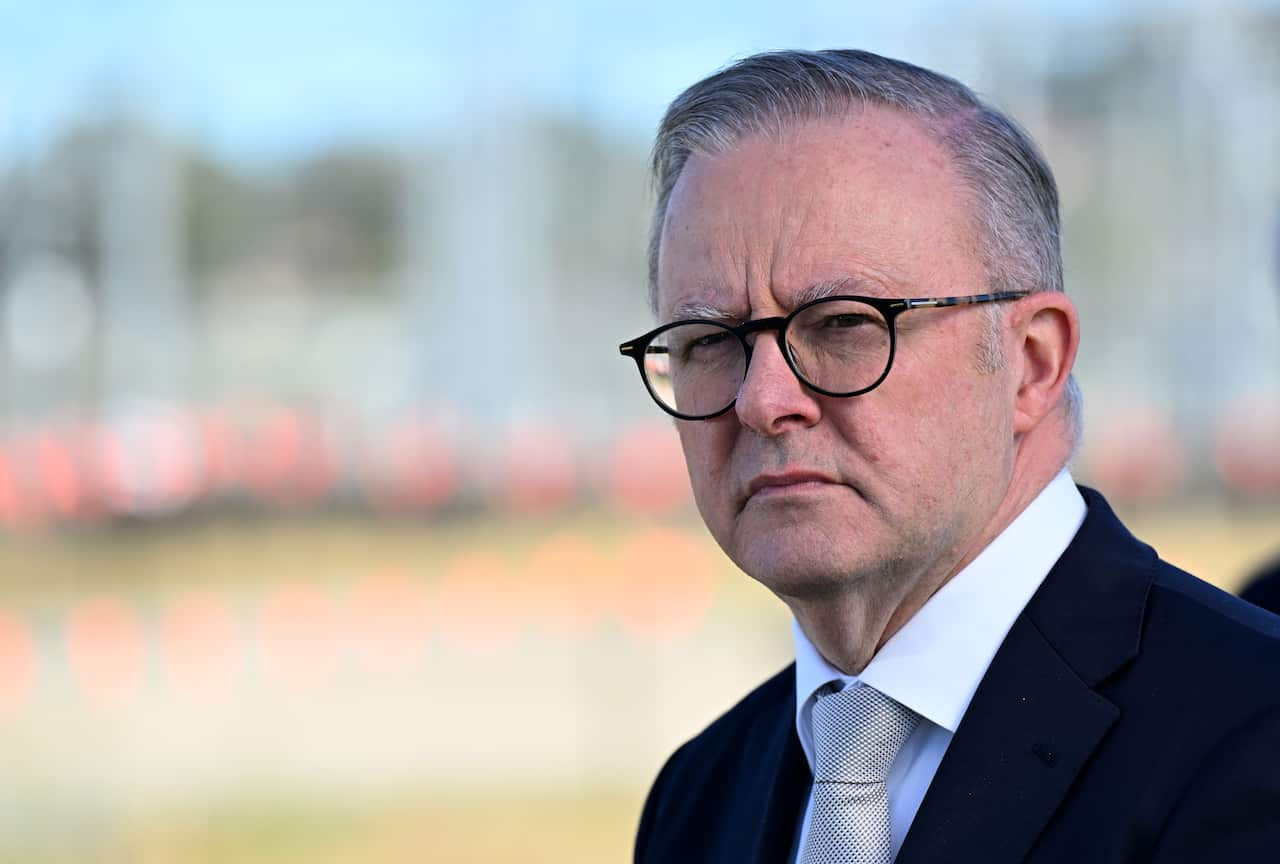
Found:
[789,587,901,675]
[787,434,1070,676]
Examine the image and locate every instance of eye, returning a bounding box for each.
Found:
[821,312,873,328]
[681,330,734,361]
[669,325,736,363]
[692,331,733,348]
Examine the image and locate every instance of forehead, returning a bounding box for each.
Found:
[656,108,984,318]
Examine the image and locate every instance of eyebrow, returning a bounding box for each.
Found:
[794,276,876,306]
[668,275,880,323]
[669,299,742,322]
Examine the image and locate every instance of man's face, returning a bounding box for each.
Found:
[656,109,1019,602]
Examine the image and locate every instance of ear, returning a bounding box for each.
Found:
[1010,292,1079,436]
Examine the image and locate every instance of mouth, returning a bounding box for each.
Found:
[743,470,842,506]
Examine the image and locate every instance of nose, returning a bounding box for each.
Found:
[733,331,823,435]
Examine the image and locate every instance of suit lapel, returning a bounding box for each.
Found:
[898,487,1153,864]
[896,615,1118,863]
[742,679,811,864]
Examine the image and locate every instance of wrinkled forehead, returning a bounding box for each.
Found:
[654,111,983,321]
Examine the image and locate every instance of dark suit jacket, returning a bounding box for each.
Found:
[635,488,1280,862]
[1241,555,1280,616]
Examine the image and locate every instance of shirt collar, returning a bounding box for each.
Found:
[793,470,1087,765]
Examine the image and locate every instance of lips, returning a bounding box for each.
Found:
[745,470,840,500]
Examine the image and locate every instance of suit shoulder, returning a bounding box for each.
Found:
[668,663,795,768]
[1149,558,1280,645]
[643,663,794,798]
[1240,558,1280,614]
[1141,558,1280,690]
[636,664,797,860]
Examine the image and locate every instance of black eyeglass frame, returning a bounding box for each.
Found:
[618,291,1030,421]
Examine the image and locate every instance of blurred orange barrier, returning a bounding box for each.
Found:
[525,533,612,639]
[0,432,63,530]
[346,568,432,675]
[95,409,205,515]
[1214,396,1280,499]
[65,595,147,708]
[494,421,577,514]
[241,409,340,509]
[160,590,242,704]
[614,528,719,643]
[364,418,459,512]
[1084,408,1185,502]
[0,608,36,713]
[0,447,36,530]
[435,553,525,653]
[198,409,246,496]
[33,427,89,521]
[257,582,340,693]
[606,422,693,516]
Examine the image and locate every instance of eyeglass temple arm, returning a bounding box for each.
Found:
[901,291,1029,310]
[619,343,669,357]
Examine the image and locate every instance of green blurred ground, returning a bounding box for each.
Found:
[0,501,1275,863]
[0,790,644,864]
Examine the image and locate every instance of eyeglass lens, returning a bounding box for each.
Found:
[642,298,892,417]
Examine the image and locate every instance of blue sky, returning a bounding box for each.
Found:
[0,0,1273,163]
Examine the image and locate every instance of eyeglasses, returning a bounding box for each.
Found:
[618,291,1028,420]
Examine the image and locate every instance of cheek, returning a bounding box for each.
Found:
[823,389,927,475]
[900,374,1014,490]
[826,364,994,484]
[675,421,734,504]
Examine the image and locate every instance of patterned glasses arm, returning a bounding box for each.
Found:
[901,291,1029,310]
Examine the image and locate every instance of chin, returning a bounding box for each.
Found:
[728,537,865,599]
[714,501,903,595]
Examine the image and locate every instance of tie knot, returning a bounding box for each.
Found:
[810,684,921,784]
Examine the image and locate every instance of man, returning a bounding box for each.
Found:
[1241,555,1280,613]
[619,50,1280,863]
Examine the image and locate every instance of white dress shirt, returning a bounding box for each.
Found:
[789,469,1087,862]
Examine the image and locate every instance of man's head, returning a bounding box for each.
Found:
[641,50,1081,654]
[649,50,1082,430]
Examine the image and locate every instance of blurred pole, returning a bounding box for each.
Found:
[1172,2,1280,472]
[405,7,555,438]
[97,124,190,413]
[1095,28,1162,417]
[1177,0,1226,439]
[0,166,96,425]
[1208,6,1280,395]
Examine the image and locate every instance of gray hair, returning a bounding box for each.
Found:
[648,48,1081,445]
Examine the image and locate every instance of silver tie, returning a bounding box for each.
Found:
[799,684,922,864]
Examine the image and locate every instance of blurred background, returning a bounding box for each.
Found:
[0,0,1278,861]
